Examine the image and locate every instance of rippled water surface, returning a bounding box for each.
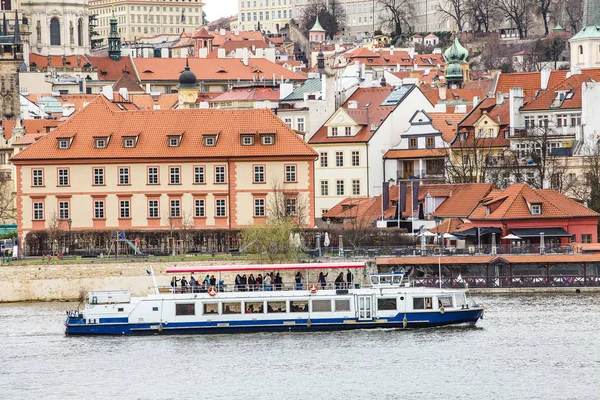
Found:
[1,294,599,400]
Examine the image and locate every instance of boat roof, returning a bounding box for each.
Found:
[166,262,365,274]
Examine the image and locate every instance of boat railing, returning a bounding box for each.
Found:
[160,281,363,294]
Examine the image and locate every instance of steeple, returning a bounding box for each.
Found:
[13,9,20,45]
[2,10,7,36]
[583,0,600,26]
[108,10,121,60]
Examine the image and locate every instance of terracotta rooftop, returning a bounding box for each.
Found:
[494,70,568,97]
[133,58,306,82]
[427,218,472,234]
[384,148,446,159]
[87,55,136,81]
[210,87,281,102]
[413,54,445,67]
[431,183,495,218]
[129,94,179,110]
[112,72,145,93]
[521,73,594,111]
[2,119,62,140]
[29,54,90,68]
[12,96,317,163]
[309,86,396,144]
[430,112,467,142]
[469,184,600,220]
[209,30,264,47]
[452,98,511,148]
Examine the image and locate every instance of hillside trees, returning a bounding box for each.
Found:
[298,0,347,40]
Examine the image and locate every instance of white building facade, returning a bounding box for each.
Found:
[238,0,292,33]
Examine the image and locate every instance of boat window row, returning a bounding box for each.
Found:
[412,296,454,310]
[174,298,353,316]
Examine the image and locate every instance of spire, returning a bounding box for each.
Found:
[3,10,7,37]
[108,6,121,60]
[13,9,20,45]
[310,15,325,32]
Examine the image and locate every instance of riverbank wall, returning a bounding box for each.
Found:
[0,260,378,302]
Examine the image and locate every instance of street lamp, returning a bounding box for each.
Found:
[67,218,72,256]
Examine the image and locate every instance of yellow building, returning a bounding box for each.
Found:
[12,96,317,252]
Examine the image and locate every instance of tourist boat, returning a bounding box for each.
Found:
[65,262,485,336]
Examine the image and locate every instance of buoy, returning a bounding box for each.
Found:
[308,283,318,294]
[208,286,218,296]
[402,316,408,328]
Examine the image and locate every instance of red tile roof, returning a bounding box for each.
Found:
[209,30,264,47]
[112,72,145,93]
[520,73,593,111]
[1,119,62,140]
[469,183,600,220]
[12,96,317,162]
[384,148,446,159]
[133,57,306,82]
[309,86,396,144]
[129,94,179,110]
[87,55,136,81]
[495,70,567,97]
[210,87,281,102]
[29,54,90,68]
[452,98,511,148]
[428,218,472,234]
[413,54,445,67]
[430,112,467,143]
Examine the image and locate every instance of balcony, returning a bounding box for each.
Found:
[397,169,445,182]
[510,124,581,139]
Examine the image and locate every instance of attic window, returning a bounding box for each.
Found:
[531,204,541,215]
[168,137,181,147]
[95,138,107,149]
[241,135,254,146]
[204,135,217,146]
[123,137,137,148]
[261,134,275,145]
[485,206,491,216]
[58,139,70,149]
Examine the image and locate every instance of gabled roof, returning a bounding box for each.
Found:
[112,72,145,93]
[29,54,90,68]
[209,30,264,47]
[452,98,511,148]
[12,96,317,162]
[309,86,396,144]
[428,218,472,234]
[1,119,62,140]
[129,93,179,110]
[133,58,306,82]
[210,87,281,102]
[430,112,466,142]
[469,183,600,220]
[413,54,445,66]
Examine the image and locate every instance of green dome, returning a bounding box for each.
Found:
[445,63,463,79]
[444,36,468,63]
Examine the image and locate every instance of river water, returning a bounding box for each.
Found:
[1,294,599,400]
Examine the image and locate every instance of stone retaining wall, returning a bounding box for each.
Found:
[0,260,377,302]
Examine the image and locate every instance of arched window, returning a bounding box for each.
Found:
[50,17,61,46]
[77,18,83,46]
[579,45,583,54]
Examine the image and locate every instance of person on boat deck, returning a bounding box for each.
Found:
[209,275,217,286]
[295,271,303,290]
[256,274,263,289]
[334,272,345,289]
[170,276,180,289]
[248,274,257,291]
[242,274,249,291]
[346,270,353,288]
[204,275,210,287]
[189,276,197,293]
[235,274,243,291]
[264,273,272,291]
[318,272,328,289]
[274,273,283,290]
[180,276,188,293]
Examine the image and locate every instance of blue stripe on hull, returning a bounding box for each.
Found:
[65,309,484,336]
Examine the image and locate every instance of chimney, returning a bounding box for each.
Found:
[434,104,447,112]
[473,96,479,106]
[439,86,447,100]
[396,63,400,72]
[496,92,505,105]
[509,87,524,137]
[217,48,226,58]
[389,45,394,56]
[234,30,239,36]
[242,48,249,66]
[119,87,129,101]
[348,100,358,109]
[220,28,226,36]
[540,67,552,91]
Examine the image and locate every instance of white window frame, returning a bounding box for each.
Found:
[32,169,43,187]
[94,200,105,219]
[119,200,131,218]
[254,198,265,217]
[351,151,360,166]
[254,165,265,183]
[148,200,159,218]
[215,166,226,183]
[194,166,205,184]
[148,167,159,185]
[216,199,227,217]
[170,199,181,218]
[33,202,44,220]
[119,167,130,185]
[169,167,181,185]
[93,168,105,185]
[58,169,69,186]
[285,165,296,182]
[194,199,205,217]
[58,201,69,220]
[336,180,345,196]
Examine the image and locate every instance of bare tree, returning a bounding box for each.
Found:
[495,0,535,39]
[298,0,347,40]
[537,0,552,35]
[177,210,195,253]
[0,172,15,225]
[467,0,497,32]
[46,211,62,255]
[267,178,310,227]
[445,136,500,183]
[436,0,468,31]
[376,0,413,38]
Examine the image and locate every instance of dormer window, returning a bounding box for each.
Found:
[331,127,338,137]
[485,206,491,216]
[168,137,180,147]
[241,135,254,146]
[344,127,352,136]
[95,138,107,149]
[204,136,217,146]
[123,138,136,148]
[58,139,69,149]
[531,204,541,215]
[261,134,275,145]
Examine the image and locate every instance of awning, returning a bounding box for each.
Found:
[453,227,502,239]
[510,228,571,238]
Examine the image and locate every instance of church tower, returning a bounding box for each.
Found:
[177,58,198,109]
[0,9,23,121]
[570,0,600,68]
[108,11,121,61]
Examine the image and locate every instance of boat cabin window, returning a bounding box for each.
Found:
[438,296,453,308]
[290,300,308,312]
[392,275,403,285]
[334,299,351,312]
[222,302,242,314]
[312,299,332,312]
[175,303,195,316]
[413,297,433,310]
[370,276,379,285]
[378,298,397,311]
[152,307,159,311]
[202,303,218,315]
[245,301,263,314]
[267,301,286,313]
